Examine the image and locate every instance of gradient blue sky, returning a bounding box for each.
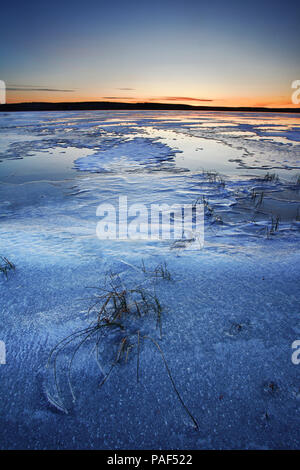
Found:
[1,0,299,106]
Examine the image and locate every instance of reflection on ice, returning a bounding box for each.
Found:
[0,110,299,251]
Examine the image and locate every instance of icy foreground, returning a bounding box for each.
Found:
[0,110,300,449]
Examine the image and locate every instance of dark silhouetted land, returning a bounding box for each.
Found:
[0,101,299,113]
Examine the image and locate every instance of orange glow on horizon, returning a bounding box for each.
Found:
[5,92,300,108]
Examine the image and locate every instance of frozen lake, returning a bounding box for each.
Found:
[0,110,300,449]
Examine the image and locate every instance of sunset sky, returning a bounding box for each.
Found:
[1,0,299,107]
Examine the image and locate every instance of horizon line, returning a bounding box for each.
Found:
[1,100,299,112]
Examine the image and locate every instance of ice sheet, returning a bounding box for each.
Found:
[0,110,300,449]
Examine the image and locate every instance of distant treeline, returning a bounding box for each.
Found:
[0,101,299,113]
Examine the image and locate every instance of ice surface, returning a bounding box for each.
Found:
[0,110,299,449]
[74,138,178,174]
